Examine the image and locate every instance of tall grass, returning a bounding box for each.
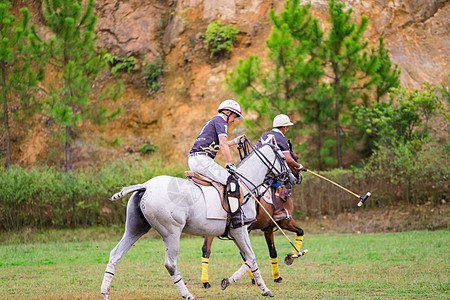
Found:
[0,158,184,231]
[292,140,448,217]
[0,141,447,231]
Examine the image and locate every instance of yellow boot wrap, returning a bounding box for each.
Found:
[201,257,209,283]
[247,268,254,280]
[270,257,280,280]
[292,236,303,254]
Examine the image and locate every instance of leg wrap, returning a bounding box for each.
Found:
[247,269,254,280]
[171,272,190,298]
[292,236,303,254]
[101,264,115,294]
[251,263,270,293]
[230,262,251,283]
[201,257,209,283]
[270,257,280,280]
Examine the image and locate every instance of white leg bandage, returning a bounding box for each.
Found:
[171,272,191,299]
[230,262,251,283]
[101,264,115,294]
[251,263,270,293]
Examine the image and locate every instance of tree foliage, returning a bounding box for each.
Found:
[0,1,43,168]
[43,0,111,172]
[227,0,400,169]
[354,83,447,148]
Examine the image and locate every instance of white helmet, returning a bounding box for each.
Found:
[218,99,244,120]
[273,114,294,128]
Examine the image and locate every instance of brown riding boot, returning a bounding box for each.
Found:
[273,185,291,221]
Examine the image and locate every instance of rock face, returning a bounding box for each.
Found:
[7,0,450,167]
[96,0,169,58]
[95,0,449,89]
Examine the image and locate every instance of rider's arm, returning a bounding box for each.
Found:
[219,135,233,164]
[283,151,302,169]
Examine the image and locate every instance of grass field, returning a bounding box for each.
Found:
[0,228,448,299]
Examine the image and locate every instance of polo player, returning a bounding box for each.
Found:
[188,99,256,228]
[256,114,304,250]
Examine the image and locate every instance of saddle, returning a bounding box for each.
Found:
[184,171,244,213]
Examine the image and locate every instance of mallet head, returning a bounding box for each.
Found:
[357,192,371,207]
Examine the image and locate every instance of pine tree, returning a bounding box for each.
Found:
[226,0,333,168]
[0,1,43,168]
[43,0,105,172]
[318,0,369,168]
[373,36,401,102]
[226,0,337,169]
[227,0,400,169]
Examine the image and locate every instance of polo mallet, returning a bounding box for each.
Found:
[238,179,308,259]
[302,168,371,206]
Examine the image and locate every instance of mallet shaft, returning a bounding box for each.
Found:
[305,169,360,198]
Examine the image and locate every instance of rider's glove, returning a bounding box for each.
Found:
[296,164,305,171]
[226,163,236,174]
[233,134,246,145]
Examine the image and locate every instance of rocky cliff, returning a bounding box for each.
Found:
[8,0,450,168]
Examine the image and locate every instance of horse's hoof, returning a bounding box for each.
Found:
[186,294,197,300]
[221,277,231,290]
[284,253,294,265]
[262,290,274,297]
[274,277,283,283]
[251,278,256,285]
[102,293,112,300]
[202,282,211,289]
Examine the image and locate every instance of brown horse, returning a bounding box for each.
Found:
[200,186,304,288]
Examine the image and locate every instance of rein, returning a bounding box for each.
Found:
[235,138,291,202]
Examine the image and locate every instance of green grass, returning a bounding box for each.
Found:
[0,229,448,299]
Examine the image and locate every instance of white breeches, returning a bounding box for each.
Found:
[188,155,229,185]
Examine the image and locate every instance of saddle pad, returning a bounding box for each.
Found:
[199,185,227,220]
[259,184,273,205]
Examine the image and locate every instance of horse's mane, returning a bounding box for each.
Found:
[236,143,272,168]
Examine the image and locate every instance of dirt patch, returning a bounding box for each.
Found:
[296,203,449,234]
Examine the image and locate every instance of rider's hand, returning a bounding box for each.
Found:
[296,164,305,171]
[226,163,236,174]
[233,134,246,145]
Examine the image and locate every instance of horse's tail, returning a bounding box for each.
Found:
[110,183,147,201]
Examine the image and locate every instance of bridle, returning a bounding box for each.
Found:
[235,137,292,194]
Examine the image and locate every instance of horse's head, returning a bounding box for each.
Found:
[259,136,298,189]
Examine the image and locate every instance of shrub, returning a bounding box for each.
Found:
[143,55,166,92]
[139,141,158,154]
[0,158,184,231]
[361,140,449,205]
[104,53,137,76]
[202,21,239,58]
[291,140,448,217]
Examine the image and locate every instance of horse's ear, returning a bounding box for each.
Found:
[270,135,277,147]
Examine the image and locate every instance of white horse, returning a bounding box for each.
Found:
[101,137,297,299]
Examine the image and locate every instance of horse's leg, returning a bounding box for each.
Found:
[239,252,255,284]
[277,217,305,265]
[164,232,196,300]
[101,192,151,299]
[285,196,304,254]
[222,227,273,297]
[201,236,214,288]
[263,228,282,283]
